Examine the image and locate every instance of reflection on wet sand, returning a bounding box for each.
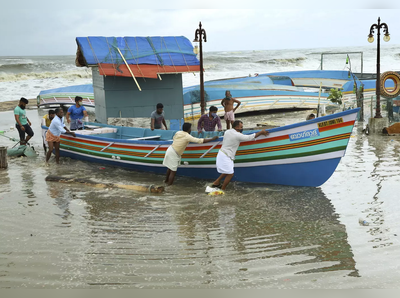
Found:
[63,182,358,287]
[0,168,10,194]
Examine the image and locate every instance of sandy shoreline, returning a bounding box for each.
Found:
[0,99,37,112]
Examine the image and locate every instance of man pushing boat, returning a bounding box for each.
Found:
[211,120,269,192]
[163,123,218,186]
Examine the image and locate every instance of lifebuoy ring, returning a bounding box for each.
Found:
[380,71,400,98]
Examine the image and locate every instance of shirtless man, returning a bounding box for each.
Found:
[221,90,241,129]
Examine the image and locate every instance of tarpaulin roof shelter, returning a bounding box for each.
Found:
[76,36,200,79]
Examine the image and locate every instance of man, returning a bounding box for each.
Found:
[66,96,88,130]
[306,113,316,120]
[46,108,76,164]
[151,103,168,130]
[163,123,218,186]
[14,97,34,145]
[197,106,222,133]
[221,90,241,130]
[41,110,56,153]
[211,120,269,191]
[42,110,56,127]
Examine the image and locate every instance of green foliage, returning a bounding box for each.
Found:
[327,88,343,105]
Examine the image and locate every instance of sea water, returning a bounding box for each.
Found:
[1,44,400,289]
[1,43,400,102]
[0,108,400,289]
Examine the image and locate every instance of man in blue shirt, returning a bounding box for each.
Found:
[46,108,76,164]
[66,96,88,130]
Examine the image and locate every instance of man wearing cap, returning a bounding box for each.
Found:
[14,97,34,145]
[66,96,88,130]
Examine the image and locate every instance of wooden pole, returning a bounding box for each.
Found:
[317,82,322,117]
[45,175,164,193]
[116,47,142,91]
[0,146,7,169]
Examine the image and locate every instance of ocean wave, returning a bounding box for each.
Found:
[0,70,92,82]
[256,57,307,65]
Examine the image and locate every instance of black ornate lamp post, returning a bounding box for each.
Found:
[193,22,207,115]
[368,17,390,118]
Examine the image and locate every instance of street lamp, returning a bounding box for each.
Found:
[193,21,207,115]
[368,17,390,118]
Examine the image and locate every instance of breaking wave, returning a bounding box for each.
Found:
[0,70,92,82]
[256,57,307,65]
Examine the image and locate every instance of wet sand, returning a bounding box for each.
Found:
[0,99,37,112]
[1,108,400,289]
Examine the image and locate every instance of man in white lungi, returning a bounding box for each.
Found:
[163,123,218,186]
[212,120,269,191]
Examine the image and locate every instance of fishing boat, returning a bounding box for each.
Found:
[183,73,336,120]
[41,108,359,187]
[37,84,95,108]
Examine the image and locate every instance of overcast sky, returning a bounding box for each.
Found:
[1,1,400,56]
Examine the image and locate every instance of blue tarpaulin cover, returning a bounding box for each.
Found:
[76,36,199,67]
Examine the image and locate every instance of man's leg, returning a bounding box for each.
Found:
[165,169,171,183]
[16,125,26,145]
[24,125,34,144]
[166,170,177,186]
[226,120,231,130]
[221,173,234,190]
[54,142,60,164]
[46,142,54,162]
[212,174,227,187]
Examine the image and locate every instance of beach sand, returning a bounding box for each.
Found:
[0,100,20,112]
[0,99,38,112]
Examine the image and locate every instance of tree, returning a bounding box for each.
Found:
[328,88,343,105]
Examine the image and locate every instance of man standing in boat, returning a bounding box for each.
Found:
[46,108,76,165]
[163,123,218,186]
[14,97,34,146]
[211,120,269,192]
[197,106,222,134]
[151,103,168,130]
[66,96,88,131]
[221,90,241,130]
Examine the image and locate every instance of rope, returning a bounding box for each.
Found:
[161,37,178,74]
[174,36,191,72]
[87,37,106,77]
[105,37,117,76]
[125,37,145,79]
[148,36,167,75]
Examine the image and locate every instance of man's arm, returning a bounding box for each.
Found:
[237,129,269,142]
[221,98,225,108]
[63,125,76,137]
[254,129,269,138]
[151,118,155,131]
[203,136,219,143]
[66,111,71,123]
[162,118,168,130]
[216,117,222,131]
[14,114,26,131]
[197,115,204,132]
[83,109,88,117]
[233,98,241,112]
